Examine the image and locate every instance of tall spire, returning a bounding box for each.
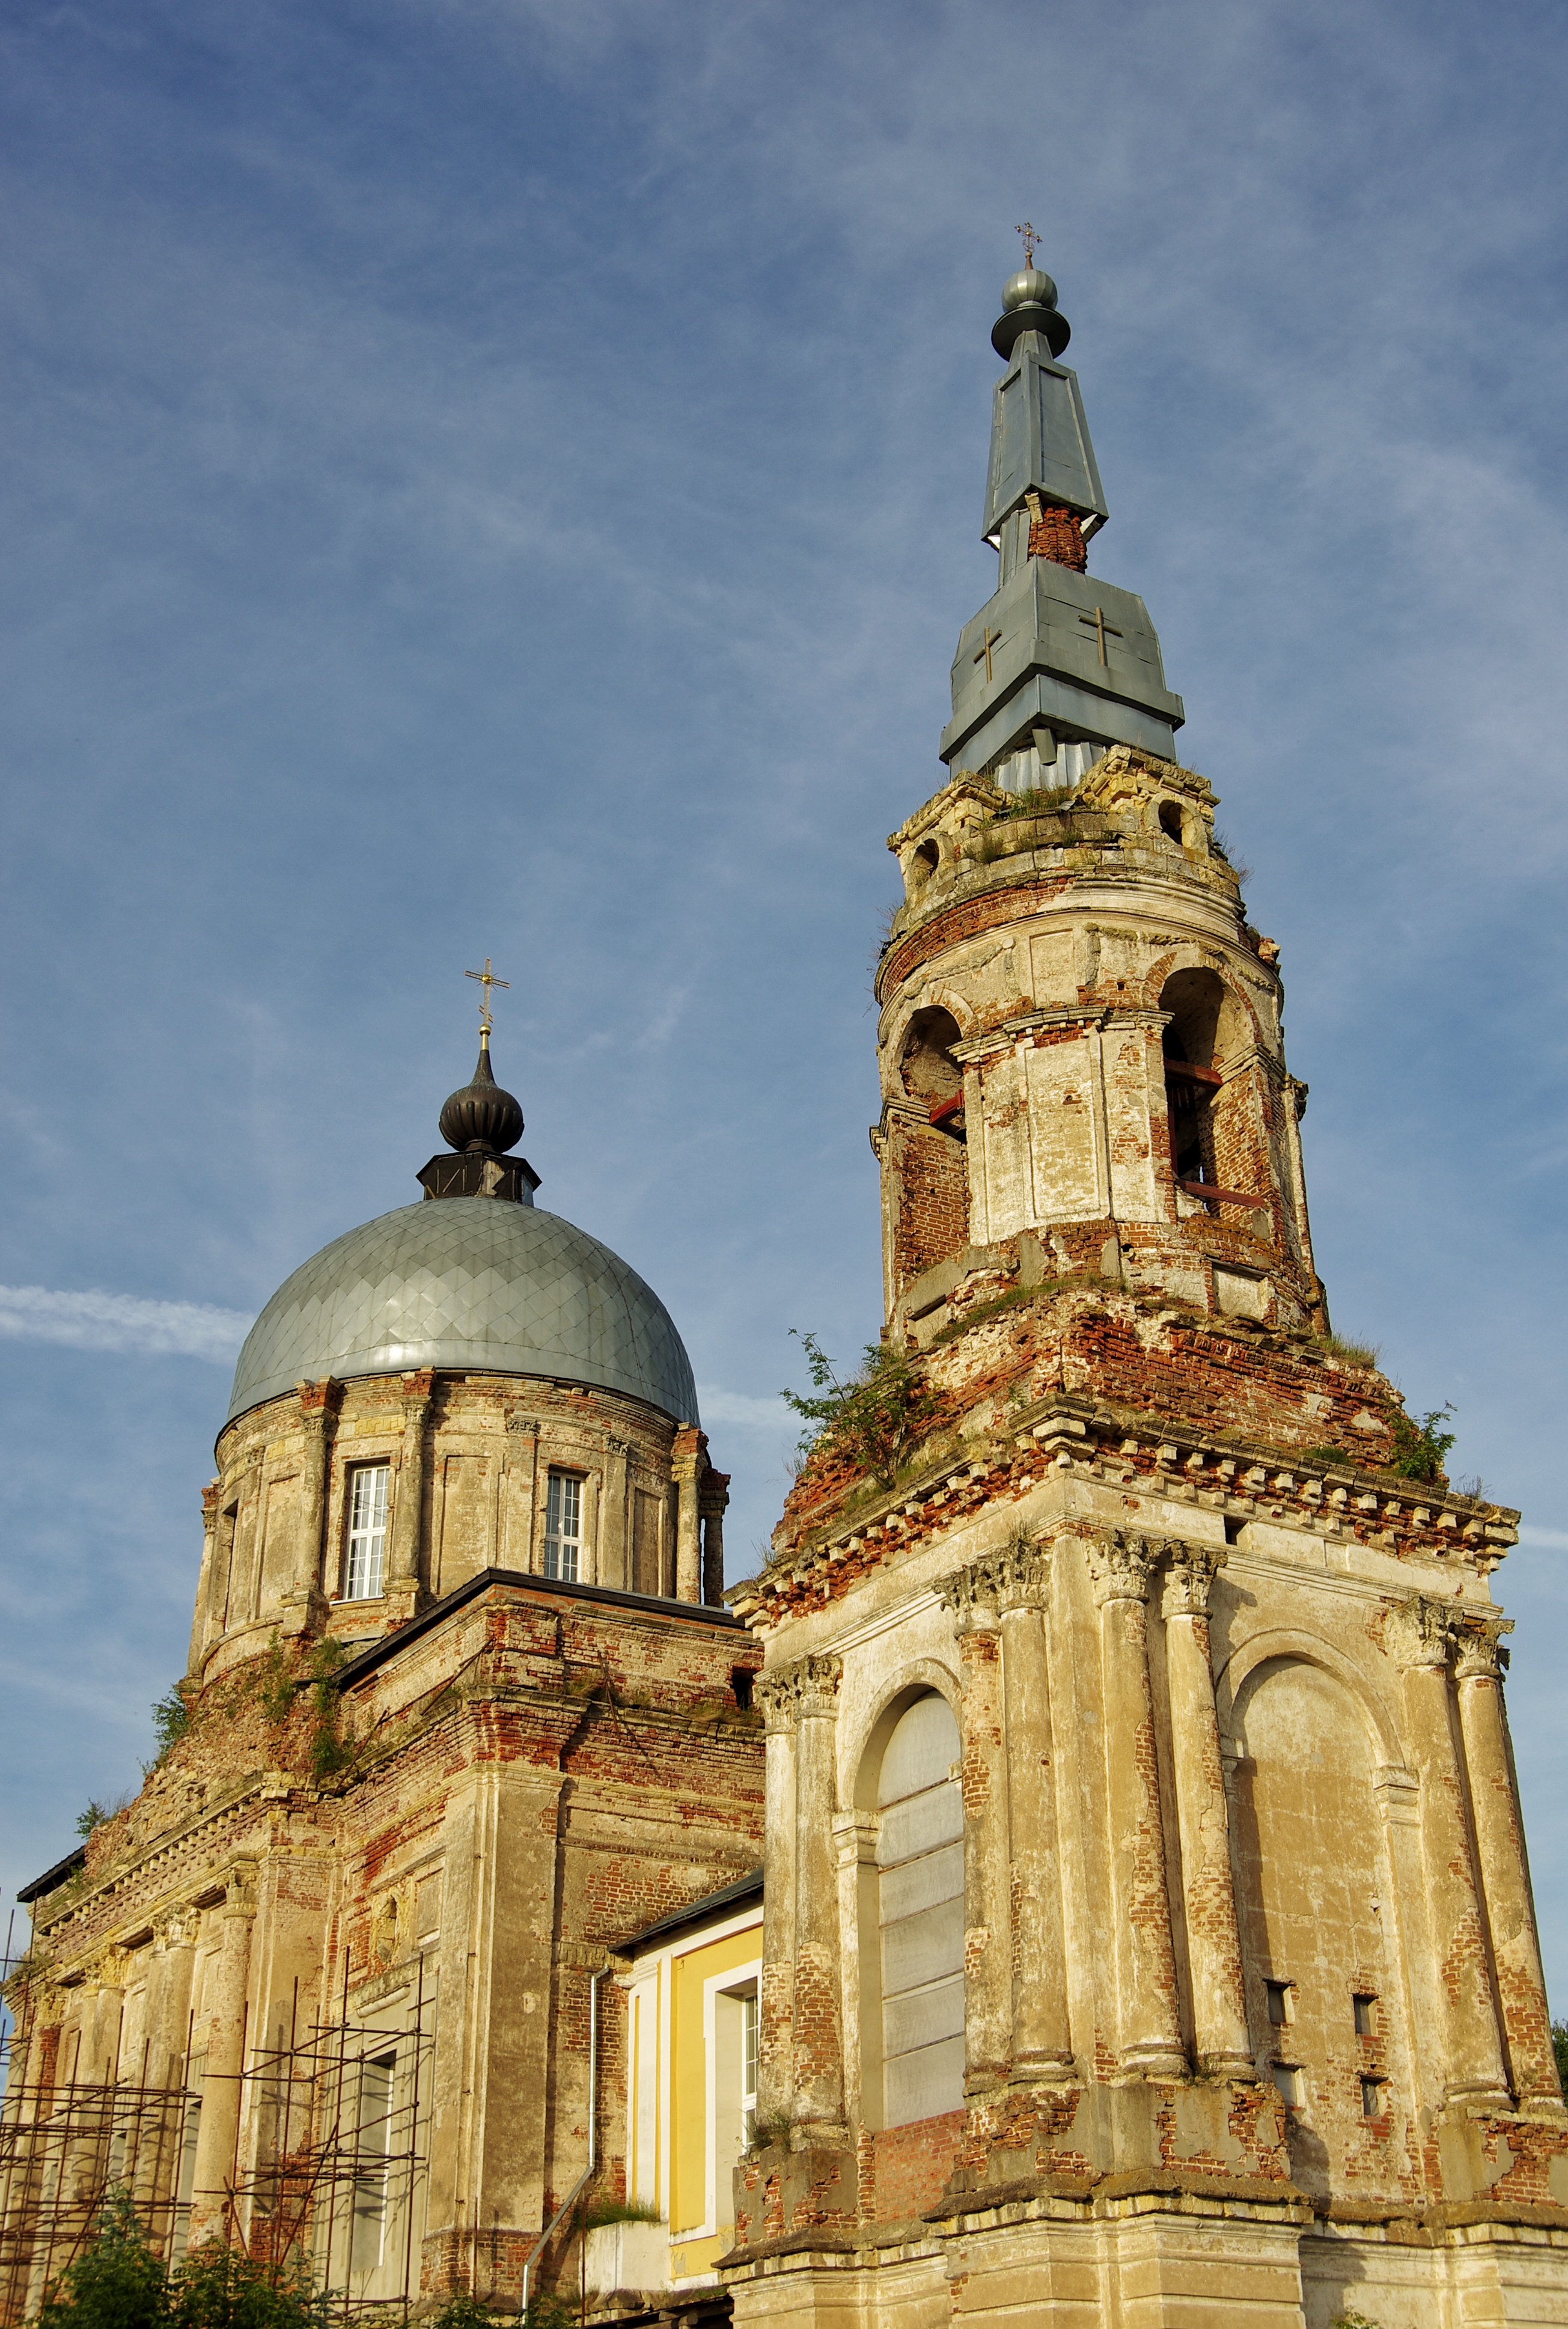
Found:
[939,258,1183,793]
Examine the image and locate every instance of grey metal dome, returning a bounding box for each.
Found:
[227,1198,700,1426]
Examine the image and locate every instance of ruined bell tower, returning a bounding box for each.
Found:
[874,257,1319,1347]
[725,261,1567,2328]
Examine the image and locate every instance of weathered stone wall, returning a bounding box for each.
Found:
[7,1572,763,2311]
[195,1371,727,1679]
[876,754,1322,1335]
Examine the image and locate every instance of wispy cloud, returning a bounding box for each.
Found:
[1518,1524,1568,1553]
[0,1286,251,1362]
[697,1385,790,1430]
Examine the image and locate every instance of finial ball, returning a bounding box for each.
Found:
[1002,267,1059,314]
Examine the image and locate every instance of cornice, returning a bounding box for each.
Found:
[731,1395,1518,1634]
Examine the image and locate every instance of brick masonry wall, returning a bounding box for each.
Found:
[889,1119,971,1295]
[15,1577,765,2307]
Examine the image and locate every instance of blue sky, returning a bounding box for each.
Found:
[3,0,1567,2006]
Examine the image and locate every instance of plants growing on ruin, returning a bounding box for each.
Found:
[305,1638,353,1782]
[1314,1332,1382,1369]
[258,1635,297,1729]
[782,1330,939,1490]
[1390,1402,1457,1485]
[148,1685,192,1765]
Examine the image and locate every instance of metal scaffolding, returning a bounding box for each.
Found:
[0,1946,433,2324]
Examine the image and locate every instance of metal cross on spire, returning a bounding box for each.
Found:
[465,957,510,1034]
[1014,219,1040,269]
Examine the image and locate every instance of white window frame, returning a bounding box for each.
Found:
[350,2047,397,2275]
[698,1958,762,2245]
[344,1464,391,1601]
[543,1468,584,1582]
[740,1987,758,2150]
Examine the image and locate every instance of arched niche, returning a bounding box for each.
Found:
[873,1694,964,2128]
[849,1680,965,2132]
[1158,965,1267,1208]
[898,1006,965,1107]
[1224,1648,1412,2199]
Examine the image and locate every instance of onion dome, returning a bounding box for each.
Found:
[438,1028,525,1154]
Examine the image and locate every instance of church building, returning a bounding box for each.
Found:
[718,261,1568,2326]
[4,257,1567,2329]
[1,1031,763,2318]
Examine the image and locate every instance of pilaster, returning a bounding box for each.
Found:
[672,1427,706,1604]
[994,1537,1074,2079]
[754,1668,801,2131]
[1085,1531,1186,2078]
[790,1655,846,2138]
[386,1370,435,1608]
[1161,1542,1254,2077]
[937,1558,1012,2091]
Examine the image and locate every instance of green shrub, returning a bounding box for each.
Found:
[522,2295,578,2329]
[37,2200,331,2328]
[258,1635,297,1729]
[305,1638,353,1780]
[37,2191,166,2329]
[150,1685,192,1762]
[1390,1403,1457,1484]
[169,2241,329,2327]
[427,2296,505,2329]
[783,1331,938,1490]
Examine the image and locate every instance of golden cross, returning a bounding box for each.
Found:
[465,957,510,1033]
[973,625,1002,684]
[1078,606,1123,668]
[1015,221,1040,269]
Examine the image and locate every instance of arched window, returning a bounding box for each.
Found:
[1159,800,1185,843]
[899,1007,963,1110]
[876,1694,964,2126]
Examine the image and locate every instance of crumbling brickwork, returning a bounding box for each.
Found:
[5,1441,763,2317]
[723,742,1568,2329]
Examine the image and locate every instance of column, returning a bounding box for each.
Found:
[790,1655,846,2137]
[187,1873,256,2247]
[1162,1545,1254,2076]
[386,1371,434,1595]
[1454,1625,1562,2107]
[290,1379,339,1603]
[938,1559,1012,2090]
[1390,1596,1510,2107]
[754,1670,800,2135]
[1085,1533,1185,2077]
[671,1427,705,1603]
[189,1483,223,1673]
[700,1468,730,1607]
[995,1540,1073,2079]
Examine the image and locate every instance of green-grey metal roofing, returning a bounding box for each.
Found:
[227,1198,700,1427]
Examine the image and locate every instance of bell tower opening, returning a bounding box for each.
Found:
[1161,968,1227,1190]
[899,1007,963,1111]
